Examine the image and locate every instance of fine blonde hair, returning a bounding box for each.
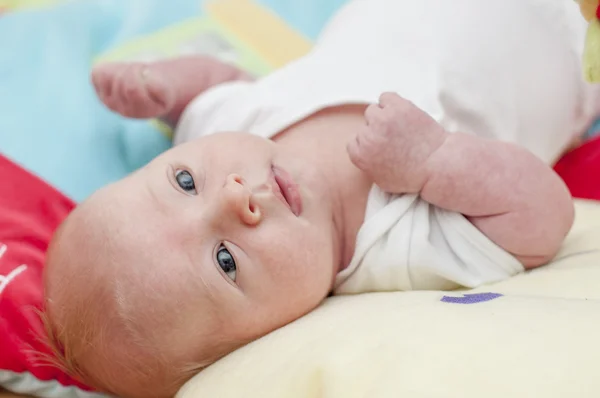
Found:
[40,214,241,398]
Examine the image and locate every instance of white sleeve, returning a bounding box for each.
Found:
[335,193,524,294]
[173,81,256,145]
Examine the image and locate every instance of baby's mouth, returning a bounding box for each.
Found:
[271,165,303,216]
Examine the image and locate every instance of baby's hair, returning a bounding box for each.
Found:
[37,220,93,384]
[39,308,85,380]
[39,202,248,397]
[39,292,220,398]
[41,274,238,397]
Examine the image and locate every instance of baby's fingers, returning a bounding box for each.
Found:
[346,130,370,173]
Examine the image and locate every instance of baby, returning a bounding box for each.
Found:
[43,0,588,396]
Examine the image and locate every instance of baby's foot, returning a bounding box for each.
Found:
[91,62,175,119]
[92,56,253,123]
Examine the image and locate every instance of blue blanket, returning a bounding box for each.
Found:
[0,0,346,201]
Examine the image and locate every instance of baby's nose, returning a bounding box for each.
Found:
[221,174,261,225]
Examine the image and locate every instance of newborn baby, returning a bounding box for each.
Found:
[44,0,589,396]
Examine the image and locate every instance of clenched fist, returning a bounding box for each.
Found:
[347,92,449,193]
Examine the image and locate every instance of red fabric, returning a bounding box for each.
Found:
[0,154,89,390]
[554,136,600,201]
[596,3,600,20]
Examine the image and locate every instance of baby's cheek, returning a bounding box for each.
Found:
[292,239,335,291]
[265,238,329,290]
[253,220,334,299]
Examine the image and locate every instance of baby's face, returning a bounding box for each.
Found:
[131,132,340,334]
[46,132,342,395]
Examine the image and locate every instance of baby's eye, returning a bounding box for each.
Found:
[216,245,237,281]
[175,170,197,195]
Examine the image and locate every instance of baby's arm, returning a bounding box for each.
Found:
[91,56,252,126]
[347,93,574,268]
[421,132,573,268]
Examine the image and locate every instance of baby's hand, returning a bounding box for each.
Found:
[347,92,448,193]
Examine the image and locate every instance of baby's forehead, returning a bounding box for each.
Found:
[67,184,163,255]
[56,198,199,307]
[47,187,223,324]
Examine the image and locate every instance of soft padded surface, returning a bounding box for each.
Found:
[179,200,600,398]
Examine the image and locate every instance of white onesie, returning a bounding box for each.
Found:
[175,0,595,294]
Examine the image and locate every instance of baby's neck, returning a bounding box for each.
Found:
[274,104,372,272]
